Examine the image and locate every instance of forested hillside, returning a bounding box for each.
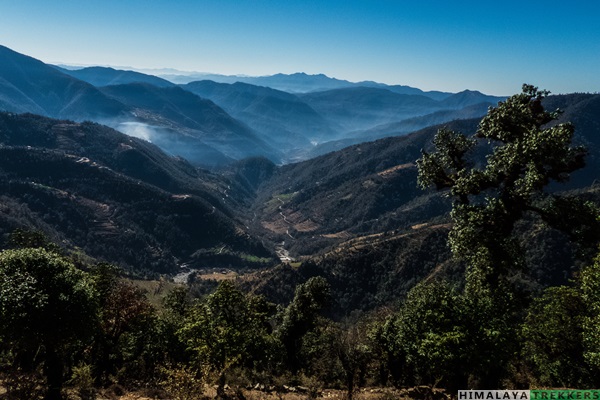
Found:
[235,91,600,315]
[244,93,600,254]
[0,113,273,275]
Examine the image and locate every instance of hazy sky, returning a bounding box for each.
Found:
[1,1,598,95]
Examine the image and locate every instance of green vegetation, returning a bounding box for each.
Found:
[3,43,600,397]
[179,281,275,398]
[414,84,600,387]
[0,248,98,400]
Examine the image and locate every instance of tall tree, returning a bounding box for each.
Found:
[93,279,155,383]
[276,276,331,374]
[417,84,591,290]
[179,281,273,398]
[0,248,98,400]
[416,84,598,386]
[333,322,372,400]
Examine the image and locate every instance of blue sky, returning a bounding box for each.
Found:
[1,0,598,95]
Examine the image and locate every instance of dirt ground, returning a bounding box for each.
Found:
[1,381,444,400]
[106,386,431,400]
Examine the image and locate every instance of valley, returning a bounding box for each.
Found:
[1,44,599,299]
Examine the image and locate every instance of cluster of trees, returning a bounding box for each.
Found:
[2,232,600,400]
[370,255,600,389]
[0,232,343,399]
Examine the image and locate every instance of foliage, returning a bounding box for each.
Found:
[163,286,194,318]
[580,249,600,377]
[521,286,587,387]
[416,84,599,387]
[178,281,273,397]
[519,246,600,388]
[93,279,156,384]
[331,322,372,400]
[276,276,331,374]
[69,363,96,400]
[417,85,590,290]
[0,248,98,400]
[377,280,467,389]
[159,363,207,400]
[6,228,61,253]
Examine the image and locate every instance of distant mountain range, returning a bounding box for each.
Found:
[182,80,337,161]
[98,83,278,163]
[0,44,507,166]
[158,71,454,99]
[55,65,176,88]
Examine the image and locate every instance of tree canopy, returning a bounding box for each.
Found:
[417,84,595,289]
[416,84,600,386]
[0,248,98,400]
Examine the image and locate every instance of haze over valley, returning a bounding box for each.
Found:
[1,44,507,167]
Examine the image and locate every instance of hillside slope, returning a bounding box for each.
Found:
[241,93,600,313]
[100,83,280,165]
[182,80,337,160]
[0,113,273,274]
[0,45,129,120]
[242,94,599,262]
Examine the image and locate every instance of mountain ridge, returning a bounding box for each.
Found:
[54,65,176,88]
[159,70,459,99]
[0,43,502,167]
[0,45,130,120]
[182,80,337,161]
[0,45,280,167]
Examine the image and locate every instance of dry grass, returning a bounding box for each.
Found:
[109,387,408,399]
[196,271,238,281]
[130,278,184,308]
[377,162,415,178]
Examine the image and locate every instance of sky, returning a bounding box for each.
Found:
[0,0,598,95]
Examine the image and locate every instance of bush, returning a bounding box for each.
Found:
[159,364,206,400]
[69,363,96,400]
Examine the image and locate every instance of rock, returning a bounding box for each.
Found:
[296,386,309,394]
